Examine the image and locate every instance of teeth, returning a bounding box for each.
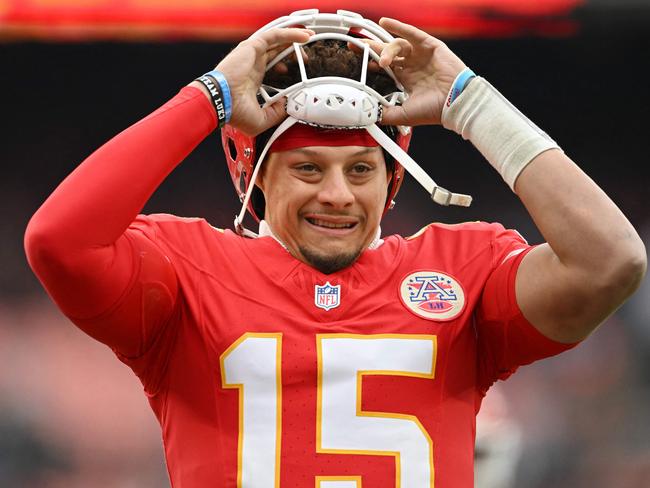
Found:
[308,218,354,229]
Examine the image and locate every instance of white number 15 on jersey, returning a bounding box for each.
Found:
[221,333,437,488]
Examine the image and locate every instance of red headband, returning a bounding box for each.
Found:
[270,123,379,153]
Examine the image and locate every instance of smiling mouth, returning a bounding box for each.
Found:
[305,217,357,230]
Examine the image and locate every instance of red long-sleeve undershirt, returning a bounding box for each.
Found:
[25,87,216,352]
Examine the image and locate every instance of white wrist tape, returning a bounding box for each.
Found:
[441,76,561,190]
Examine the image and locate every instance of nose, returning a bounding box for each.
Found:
[316,169,355,208]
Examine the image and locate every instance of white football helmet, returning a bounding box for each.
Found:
[221,9,472,237]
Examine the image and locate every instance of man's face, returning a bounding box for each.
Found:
[258,145,390,274]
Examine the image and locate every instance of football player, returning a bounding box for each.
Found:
[25,9,645,488]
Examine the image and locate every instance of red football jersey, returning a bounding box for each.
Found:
[90,214,575,488]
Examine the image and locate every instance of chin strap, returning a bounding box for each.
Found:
[364,124,472,207]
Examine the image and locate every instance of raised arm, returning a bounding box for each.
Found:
[25,27,312,353]
[24,87,215,357]
[25,87,215,319]
[374,17,646,343]
[511,150,645,342]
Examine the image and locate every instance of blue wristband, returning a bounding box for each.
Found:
[205,70,232,124]
[446,68,476,107]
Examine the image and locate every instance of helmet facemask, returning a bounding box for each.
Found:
[221,9,472,237]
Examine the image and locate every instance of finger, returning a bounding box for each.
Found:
[294,45,309,64]
[268,42,308,60]
[271,63,289,75]
[254,27,314,52]
[356,39,411,69]
[269,45,308,74]
[346,40,387,73]
[379,17,442,47]
[379,38,413,68]
[358,39,386,57]
[367,59,382,72]
[347,41,362,54]
[348,39,385,56]
[266,46,287,62]
[380,104,410,126]
[259,100,288,133]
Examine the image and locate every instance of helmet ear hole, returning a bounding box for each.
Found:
[251,188,266,220]
[239,170,247,195]
[227,137,238,162]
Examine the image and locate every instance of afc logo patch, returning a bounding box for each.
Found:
[315,281,341,311]
[399,270,466,321]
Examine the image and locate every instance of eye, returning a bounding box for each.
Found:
[292,163,321,179]
[350,163,373,174]
[294,163,319,173]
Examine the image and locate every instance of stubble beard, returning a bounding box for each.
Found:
[299,245,363,274]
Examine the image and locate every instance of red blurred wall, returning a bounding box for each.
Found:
[0,0,583,40]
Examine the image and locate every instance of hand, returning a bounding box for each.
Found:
[370,18,467,127]
[210,27,313,136]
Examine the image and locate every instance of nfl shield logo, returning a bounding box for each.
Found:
[314,282,341,311]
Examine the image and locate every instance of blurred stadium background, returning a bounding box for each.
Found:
[1,0,649,486]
